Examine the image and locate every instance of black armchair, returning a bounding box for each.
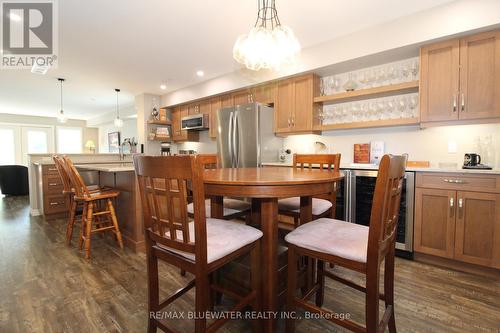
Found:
[0,165,29,196]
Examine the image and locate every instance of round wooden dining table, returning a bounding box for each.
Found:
[203,166,344,332]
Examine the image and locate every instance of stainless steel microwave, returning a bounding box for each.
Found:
[181,114,209,130]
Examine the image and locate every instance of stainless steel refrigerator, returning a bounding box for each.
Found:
[216,103,283,168]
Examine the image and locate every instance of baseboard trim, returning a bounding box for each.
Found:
[30,209,41,216]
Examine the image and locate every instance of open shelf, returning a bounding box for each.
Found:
[316,117,420,131]
[147,120,172,125]
[314,81,419,104]
[148,136,172,142]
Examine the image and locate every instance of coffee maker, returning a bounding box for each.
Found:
[463,153,492,170]
[160,143,171,156]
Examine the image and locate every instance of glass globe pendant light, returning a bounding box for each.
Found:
[57,78,67,123]
[233,0,300,71]
[114,88,123,128]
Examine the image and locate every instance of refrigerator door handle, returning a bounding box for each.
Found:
[234,112,240,167]
[228,111,234,167]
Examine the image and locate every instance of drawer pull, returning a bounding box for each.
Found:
[49,183,58,186]
[443,178,466,184]
[48,168,57,171]
[49,202,59,206]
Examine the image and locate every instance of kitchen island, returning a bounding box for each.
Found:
[76,163,145,252]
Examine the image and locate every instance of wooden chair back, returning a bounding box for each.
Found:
[62,156,91,198]
[292,153,341,171]
[367,154,407,262]
[52,155,72,194]
[134,154,214,265]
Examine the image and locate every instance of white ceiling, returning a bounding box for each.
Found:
[0,0,455,120]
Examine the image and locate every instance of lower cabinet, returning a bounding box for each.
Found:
[414,173,500,269]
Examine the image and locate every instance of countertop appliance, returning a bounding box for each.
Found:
[217,103,283,168]
[336,169,415,257]
[181,113,209,130]
[463,153,492,170]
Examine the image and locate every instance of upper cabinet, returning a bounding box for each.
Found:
[209,97,221,139]
[275,74,319,134]
[171,106,199,142]
[420,29,500,123]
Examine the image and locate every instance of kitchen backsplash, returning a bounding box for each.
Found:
[172,123,500,169]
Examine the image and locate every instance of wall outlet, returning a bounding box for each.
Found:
[448,141,457,153]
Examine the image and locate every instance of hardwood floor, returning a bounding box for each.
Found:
[0,195,499,332]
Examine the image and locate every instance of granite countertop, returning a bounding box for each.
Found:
[76,163,135,172]
[262,162,500,175]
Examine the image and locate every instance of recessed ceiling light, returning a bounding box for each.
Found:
[196,70,204,77]
[160,84,167,90]
[9,13,21,22]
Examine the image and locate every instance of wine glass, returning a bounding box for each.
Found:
[408,95,419,117]
[398,97,407,118]
[410,60,419,80]
[333,77,341,92]
[319,78,326,96]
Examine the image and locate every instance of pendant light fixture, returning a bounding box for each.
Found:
[233,0,300,71]
[113,88,123,128]
[57,78,67,123]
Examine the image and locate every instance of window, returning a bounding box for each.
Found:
[57,127,82,153]
[0,128,16,165]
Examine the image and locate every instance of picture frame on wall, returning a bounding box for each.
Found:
[108,131,121,153]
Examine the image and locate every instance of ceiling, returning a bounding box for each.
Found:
[0,0,455,121]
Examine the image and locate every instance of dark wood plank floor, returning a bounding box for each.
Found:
[0,196,499,332]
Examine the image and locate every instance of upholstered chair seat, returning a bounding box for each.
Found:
[187,198,251,217]
[278,197,333,216]
[162,218,263,263]
[285,218,369,263]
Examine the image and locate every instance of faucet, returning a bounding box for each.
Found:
[119,139,131,161]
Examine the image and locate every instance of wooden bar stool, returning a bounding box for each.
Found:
[63,156,124,259]
[52,155,102,246]
[285,154,407,333]
[278,153,341,229]
[134,154,263,333]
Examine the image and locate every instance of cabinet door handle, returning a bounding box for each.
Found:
[288,117,291,127]
[449,197,454,217]
[452,95,457,112]
[443,178,466,184]
[458,197,464,218]
[291,116,295,127]
[461,93,465,112]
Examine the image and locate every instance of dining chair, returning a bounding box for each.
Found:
[186,154,251,221]
[63,156,124,259]
[134,154,263,333]
[278,153,341,229]
[285,154,407,333]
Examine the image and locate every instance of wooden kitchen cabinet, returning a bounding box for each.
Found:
[420,39,460,122]
[187,100,210,115]
[275,74,319,134]
[209,97,221,139]
[414,172,500,269]
[454,191,500,268]
[41,165,67,215]
[171,106,199,142]
[252,83,276,105]
[220,94,233,108]
[459,30,500,120]
[420,29,500,124]
[232,90,253,105]
[414,188,456,258]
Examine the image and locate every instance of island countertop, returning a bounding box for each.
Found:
[76,163,134,172]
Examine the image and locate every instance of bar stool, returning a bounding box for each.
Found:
[285,154,407,333]
[63,156,124,259]
[278,153,341,229]
[134,154,263,333]
[52,155,101,245]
